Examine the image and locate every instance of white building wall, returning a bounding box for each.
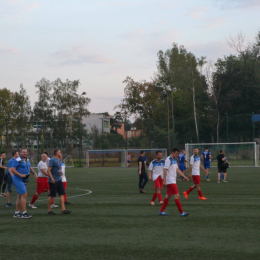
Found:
[82,114,110,134]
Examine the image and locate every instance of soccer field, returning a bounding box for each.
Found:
[0,167,260,260]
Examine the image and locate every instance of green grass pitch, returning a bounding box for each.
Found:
[0,167,260,260]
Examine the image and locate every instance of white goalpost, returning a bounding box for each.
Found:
[86,149,168,167]
[185,142,258,167]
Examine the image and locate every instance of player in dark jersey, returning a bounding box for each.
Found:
[201,147,211,182]
[177,150,189,181]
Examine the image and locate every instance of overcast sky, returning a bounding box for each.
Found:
[1,0,259,114]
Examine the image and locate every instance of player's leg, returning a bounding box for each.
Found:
[64,182,70,204]
[196,181,207,200]
[58,180,71,214]
[48,182,56,214]
[223,169,228,182]
[6,175,13,207]
[0,173,4,196]
[159,194,171,215]
[157,177,163,204]
[151,188,157,205]
[1,174,8,196]
[141,171,148,190]
[174,193,189,216]
[29,192,40,209]
[183,183,196,199]
[139,173,143,192]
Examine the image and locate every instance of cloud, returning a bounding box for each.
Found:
[0,0,39,16]
[214,0,260,10]
[0,48,18,54]
[187,6,209,20]
[51,46,116,66]
[198,17,225,28]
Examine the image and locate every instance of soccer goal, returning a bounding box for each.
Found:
[185,142,258,167]
[86,149,168,167]
[64,155,74,168]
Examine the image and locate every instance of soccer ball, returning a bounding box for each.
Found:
[172,87,177,92]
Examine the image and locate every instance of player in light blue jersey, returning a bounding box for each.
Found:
[201,147,211,181]
[177,150,189,181]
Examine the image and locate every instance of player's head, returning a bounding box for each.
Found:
[21,149,28,158]
[156,150,162,160]
[193,147,199,155]
[54,149,61,157]
[12,150,19,158]
[41,153,48,162]
[219,149,224,154]
[140,150,145,156]
[170,147,180,158]
[181,150,186,155]
[44,151,48,157]
[1,151,6,158]
[205,147,209,151]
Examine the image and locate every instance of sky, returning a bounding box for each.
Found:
[0,0,259,115]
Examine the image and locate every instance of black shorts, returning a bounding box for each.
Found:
[49,180,65,197]
[0,172,5,182]
[218,166,227,173]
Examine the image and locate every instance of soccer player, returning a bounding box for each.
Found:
[177,150,189,181]
[143,154,147,165]
[201,147,211,181]
[29,154,49,209]
[138,150,148,193]
[217,150,229,183]
[60,155,70,205]
[127,153,131,168]
[11,149,37,218]
[0,151,7,197]
[183,147,208,200]
[5,151,19,207]
[148,150,165,205]
[159,147,189,217]
[47,149,71,215]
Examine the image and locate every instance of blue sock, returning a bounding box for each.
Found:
[220,173,224,180]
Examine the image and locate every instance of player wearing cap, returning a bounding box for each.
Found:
[29,154,49,209]
[159,147,189,217]
[11,149,37,218]
[183,147,207,200]
[201,147,211,181]
[148,151,165,206]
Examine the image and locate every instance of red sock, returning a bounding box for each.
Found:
[186,187,195,194]
[160,198,169,212]
[151,193,157,202]
[198,190,203,197]
[175,199,183,214]
[30,194,38,205]
[52,198,54,205]
[64,193,67,202]
[157,193,162,202]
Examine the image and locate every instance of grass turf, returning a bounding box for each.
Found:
[0,167,260,260]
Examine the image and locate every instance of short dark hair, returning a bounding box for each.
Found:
[156,150,162,155]
[1,151,6,154]
[54,149,60,155]
[12,150,18,156]
[140,150,145,155]
[44,152,48,156]
[205,147,208,150]
[220,149,223,153]
[193,147,198,150]
[171,147,180,153]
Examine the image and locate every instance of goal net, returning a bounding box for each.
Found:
[185,142,258,167]
[86,149,168,167]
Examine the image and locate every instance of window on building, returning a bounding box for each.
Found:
[104,121,109,128]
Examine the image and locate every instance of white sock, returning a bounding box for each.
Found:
[23,211,27,214]
[15,211,20,214]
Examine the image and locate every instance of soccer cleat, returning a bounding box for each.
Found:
[180,212,189,217]
[0,193,3,197]
[223,180,228,182]
[62,210,72,214]
[206,178,210,182]
[29,204,37,209]
[13,213,22,218]
[22,212,32,219]
[217,180,221,183]
[51,204,59,208]
[159,201,164,205]
[139,189,145,193]
[6,203,14,207]
[1,192,6,197]
[151,201,155,206]
[199,197,207,200]
[159,211,169,216]
[183,191,188,200]
[48,211,55,215]
[65,201,71,205]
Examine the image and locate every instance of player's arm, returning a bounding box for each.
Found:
[177,168,189,181]
[139,161,142,175]
[8,167,14,177]
[48,166,55,183]
[41,168,49,177]
[163,168,167,187]
[200,164,207,173]
[185,159,189,164]
[30,167,38,179]
[10,167,26,178]
[189,164,192,179]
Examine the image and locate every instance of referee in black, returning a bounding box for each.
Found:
[217,149,229,183]
[0,151,7,197]
[138,150,148,193]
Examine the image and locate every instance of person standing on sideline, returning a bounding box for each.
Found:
[6,151,19,207]
[177,150,189,181]
[183,147,208,200]
[201,147,211,181]
[0,151,7,197]
[159,147,189,217]
[217,150,230,183]
[138,151,148,193]
[148,151,165,205]
[29,154,49,209]
[47,149,71,215]
[11,149,37,218]
[60,155,70,205]
[127,153,131,168]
